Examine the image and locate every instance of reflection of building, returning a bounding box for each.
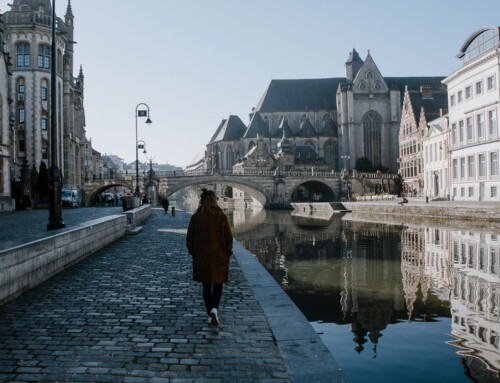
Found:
[449,230,500,375]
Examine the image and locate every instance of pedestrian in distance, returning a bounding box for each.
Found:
[162,196,170,214]
[186,188,233,326]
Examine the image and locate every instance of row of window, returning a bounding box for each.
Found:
[400,159,421,178]
[452,151,499,180]
[18,83,48,100]
[453,185,497,198]
[449,75,496,107]
[16,43,62,71]
[424,140,448,164]
[18,107,47,130]
[451,108,497,147]
[17,139,48,159]
[400,139,420,157]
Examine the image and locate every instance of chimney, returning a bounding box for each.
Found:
[420,85,433,98]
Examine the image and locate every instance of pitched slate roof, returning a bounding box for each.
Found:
[255,78,343,112]
[408,90,448,123]
[346,48,363,64]
[273,118,294,138]
[209,115,247,143]
[243,113,271,138]
[298,118,316,137]
[294,146,326,165]
[321,117,338,136]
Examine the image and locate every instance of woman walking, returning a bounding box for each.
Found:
[186,188,233,325]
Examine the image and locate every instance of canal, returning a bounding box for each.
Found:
[178,201,500,382]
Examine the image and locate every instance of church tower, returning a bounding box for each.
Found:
[345,49,364,83]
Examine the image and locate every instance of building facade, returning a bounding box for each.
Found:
[443,26,500,201]
[423,115,450,199]
[399,85,448,195]
[2,0,89,207]
[194,49,445,177]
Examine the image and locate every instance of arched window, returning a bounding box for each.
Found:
[366,71,373,78]
[300,114,308,124]
[374,81,381,89]
[279,115,288,125]
[359,81,366,90]
[225,148,234,170]
[41,79,48,101]
[363,111,382,167]
[17,43,30,67]
[304,140,315,151]
[324,139,338,170]
[38,45,50,69]
[57,50,63,75]
[263,116,269,130]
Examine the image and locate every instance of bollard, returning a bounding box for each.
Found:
[171,206,176,216]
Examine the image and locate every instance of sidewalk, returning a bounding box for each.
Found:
[0,208,348,382]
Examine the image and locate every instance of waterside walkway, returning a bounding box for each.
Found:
[0,208,349,383]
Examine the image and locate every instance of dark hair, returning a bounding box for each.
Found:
[197,188,221,214]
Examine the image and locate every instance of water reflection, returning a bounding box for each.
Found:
[227,208,500,382]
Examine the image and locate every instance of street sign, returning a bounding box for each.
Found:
[137,110,147,117]
[125,175,132,181]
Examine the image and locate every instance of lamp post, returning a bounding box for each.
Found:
[340,154,350,172]
[134,103,152,196]
[47,0,64,231]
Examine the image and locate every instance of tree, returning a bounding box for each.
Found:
[355,157,373,172]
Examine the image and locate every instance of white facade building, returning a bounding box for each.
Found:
[443,27,500,201]
[423,114,450,199]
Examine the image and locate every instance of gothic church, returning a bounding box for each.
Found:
[198,49,445,174]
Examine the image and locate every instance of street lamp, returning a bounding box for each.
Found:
[341,154,350,172]
[47,0,64,231]
[135,103,152,196]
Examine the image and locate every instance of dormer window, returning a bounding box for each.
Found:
[374,81,381,89]
[359,81,366,90]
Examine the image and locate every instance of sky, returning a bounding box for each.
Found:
[2,0,500,168]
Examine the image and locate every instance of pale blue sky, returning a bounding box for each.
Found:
[2,0,500,167]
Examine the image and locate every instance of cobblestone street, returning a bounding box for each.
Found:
[0,208,291,382]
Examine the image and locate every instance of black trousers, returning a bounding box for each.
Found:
[202,283,223,314]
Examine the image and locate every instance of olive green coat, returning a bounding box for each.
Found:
[186,210,233,283]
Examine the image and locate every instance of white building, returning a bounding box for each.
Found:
[443,27,500,201]
[423,114,450,199]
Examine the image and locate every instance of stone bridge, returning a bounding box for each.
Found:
[83,170,344,207]
[83,170,400,207]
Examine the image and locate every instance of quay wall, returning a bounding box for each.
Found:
[0,205,151,306]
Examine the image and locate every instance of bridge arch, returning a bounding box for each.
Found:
[290,180,336,202]
[162,176,269,207]
[85,181,133,206]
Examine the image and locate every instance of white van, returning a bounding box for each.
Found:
[61,189,79,208]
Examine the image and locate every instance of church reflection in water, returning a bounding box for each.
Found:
[231,210,500,380]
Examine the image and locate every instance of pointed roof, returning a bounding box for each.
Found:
[210,115,246,143]
[298,118,316,137]
[65,0,73,17]
[346,48,363,64]
[408,89,448,124]
[243,112,270,138]
[274,118,294,138]
[208,119,226,144]
[322,117,337,136]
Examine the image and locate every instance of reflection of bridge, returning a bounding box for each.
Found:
[83,170,344,207]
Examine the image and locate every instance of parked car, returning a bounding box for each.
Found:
[102,193,115,203]
[61,189,79,208]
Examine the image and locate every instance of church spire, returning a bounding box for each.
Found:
[78,65,84,79]
[65,0,73,18]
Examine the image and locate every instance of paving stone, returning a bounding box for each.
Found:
[0,209,291,382]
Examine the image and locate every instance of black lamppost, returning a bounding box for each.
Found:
[134,103,152,196]
[47,0,64,231]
